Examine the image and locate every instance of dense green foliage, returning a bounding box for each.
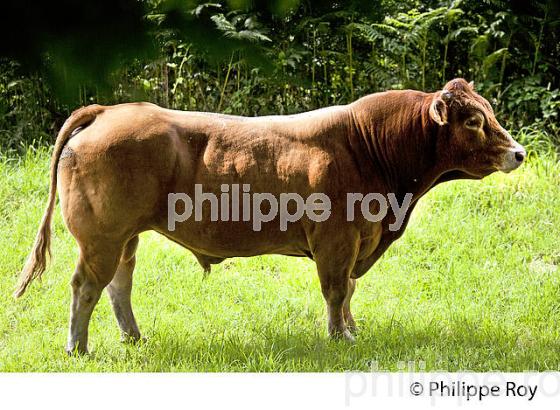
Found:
[1,143,558,371]
[0,0,559,152]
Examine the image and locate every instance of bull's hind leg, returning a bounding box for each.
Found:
[106,236,142,342]
[66,243,122,355]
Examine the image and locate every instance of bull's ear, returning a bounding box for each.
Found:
[468,81,474,90]
[429,95,448,126]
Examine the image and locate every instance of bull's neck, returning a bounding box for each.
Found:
[348,91,443,201]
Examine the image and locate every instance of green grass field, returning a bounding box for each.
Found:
[0,145,559,372]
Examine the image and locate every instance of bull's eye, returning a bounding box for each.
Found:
[465,116,482,130]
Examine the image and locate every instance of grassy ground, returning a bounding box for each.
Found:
[0,146,559,372]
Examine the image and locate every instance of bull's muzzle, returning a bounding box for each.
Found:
[499,144,526,173]
[498,128,526,173]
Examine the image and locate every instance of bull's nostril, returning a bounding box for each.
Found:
[515,150,526,162]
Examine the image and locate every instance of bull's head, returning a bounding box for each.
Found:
[429,78,525,178]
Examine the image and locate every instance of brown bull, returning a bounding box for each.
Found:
[15,79,525,354]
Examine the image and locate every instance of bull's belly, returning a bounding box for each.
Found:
[152,217,384,264]
[152,219,312,258]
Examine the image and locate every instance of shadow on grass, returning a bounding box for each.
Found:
[106,317,560,372]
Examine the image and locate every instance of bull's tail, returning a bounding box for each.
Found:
[14,104,104,298]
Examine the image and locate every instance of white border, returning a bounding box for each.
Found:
[1,372,559,409]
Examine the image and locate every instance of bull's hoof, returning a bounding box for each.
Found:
[342,329,356,343]
[329,328,356,343]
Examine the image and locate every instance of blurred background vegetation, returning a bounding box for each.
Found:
[0,0,558,152]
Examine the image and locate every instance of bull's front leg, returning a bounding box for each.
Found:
[313,233,360,342]
[343,278,357,333]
